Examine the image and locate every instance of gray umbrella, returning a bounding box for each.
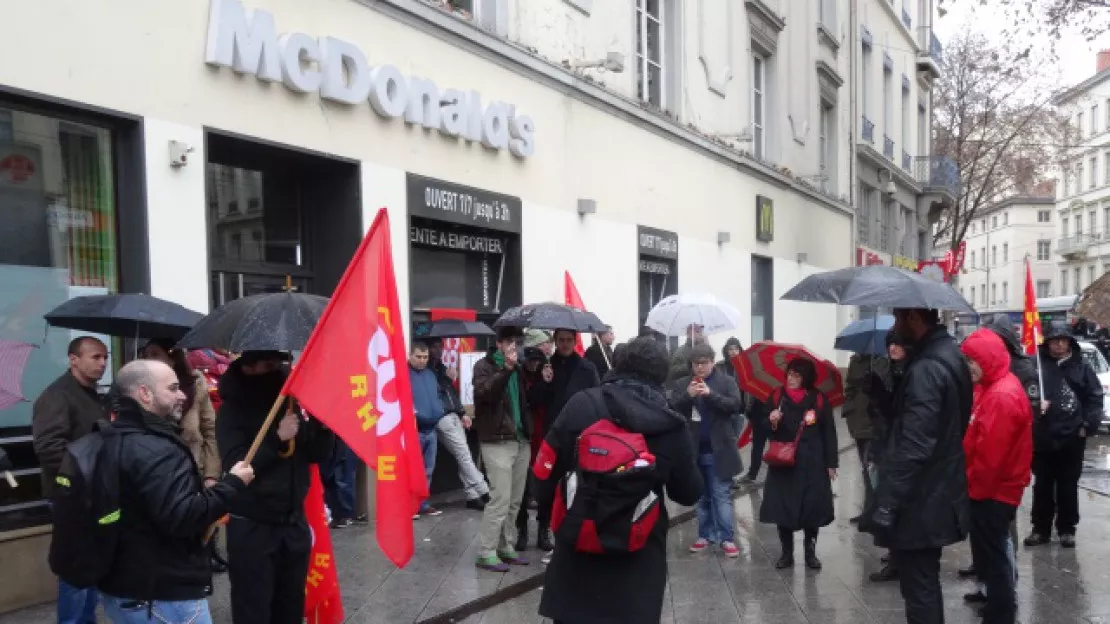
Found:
[781,265,974,313]
[176,291,329,353]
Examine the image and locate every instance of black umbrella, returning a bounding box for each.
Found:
[44,294,205,340]
[176,291,329,353]
[780,265,974,313]
[493,302,607,333]
[420,319,496,339]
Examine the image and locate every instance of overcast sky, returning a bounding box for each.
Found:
[933,2,1110,89]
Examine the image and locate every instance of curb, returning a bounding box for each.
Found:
[415,442,857,624]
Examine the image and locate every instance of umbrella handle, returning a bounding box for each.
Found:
[2,471,15,488]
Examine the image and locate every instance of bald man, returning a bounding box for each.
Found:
[96,360,253,624]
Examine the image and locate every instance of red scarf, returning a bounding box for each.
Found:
[784,386,807,404]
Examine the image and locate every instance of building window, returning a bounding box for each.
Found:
[1075,267,1082,292]
[1091,156,1099,189]
[1063,216,1069,237]
[1080,161,1086,191]
[1105,205,1110,234]
[917,102,927,157]
[819,103,832,189]
[1091,210,1098,236]
[1003,213,1009,226]
[970,250,976,268]
[1003,242,1009,263]
[752,54,767,159]
[1037,210,1050,223]
[992,215,998,229]
[1094,103,1100,136]
[862,46,872,120]
[1076,214,1084,237]
[1090,265,1097,287]
[1037,280,1051,298]
[881,200,896,252]
[1002,281,1009,303]
[992,245,997,267]
[1037,240,1051,260]
[970,222,976,235]
[991,283,997,304]
[0,108,120,531]
[901,83,911,160]
[1105,152,1110,185]
[635,0,667,108]
[1079,112,1085,138]
[819,0,837,29]
[971,286,976,304]
[1062,269,1069,293]
[883,66,893,148]
[857,183,874,246]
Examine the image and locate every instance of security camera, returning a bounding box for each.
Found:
[169,141,195,168]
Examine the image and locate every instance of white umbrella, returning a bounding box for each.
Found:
[645,293,743,337]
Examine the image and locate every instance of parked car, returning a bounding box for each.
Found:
[1078,341,1110,433]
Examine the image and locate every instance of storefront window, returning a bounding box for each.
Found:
[0,107,118,531]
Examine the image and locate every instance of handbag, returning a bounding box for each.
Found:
[762,414,806,468]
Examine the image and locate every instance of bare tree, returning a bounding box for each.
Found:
[937,0,1110,43]
[931,32,1071,251]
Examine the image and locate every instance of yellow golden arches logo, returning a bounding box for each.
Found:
[756,195,774,242]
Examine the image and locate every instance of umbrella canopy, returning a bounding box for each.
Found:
[732,342,845,407]
[0,340,35,410]
[421,319,496,339]
[1076,273,1110,327]
[645,292,743,337]
[493,302,607,333]
[44,294,204,340]
[781,265,974,313]
[835,315,896,355]
[176,292,329,353]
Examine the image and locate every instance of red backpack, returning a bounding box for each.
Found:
[548,389,662,554]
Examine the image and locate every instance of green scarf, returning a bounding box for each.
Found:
[493,350,523,437]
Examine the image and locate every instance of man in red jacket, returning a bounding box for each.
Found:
[960,329,1033,624]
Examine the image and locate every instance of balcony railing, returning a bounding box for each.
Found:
[862,116,875,143]
[1057,236,1089,256]
[917,27,942,64]
[901,7,912,29]
[902,150,911,171]
[913,155,959,196]
[883,136,895,159]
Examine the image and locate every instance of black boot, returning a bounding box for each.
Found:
[803,530,822,570]
[537,526,555,552]
[775,527,794,569]
[515,523,529,552]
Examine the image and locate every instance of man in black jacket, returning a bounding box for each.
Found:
[216,351,335,624]
[528,329,600,551]
[1024,321,1104,548]
[99,360,253,623]
[584,326,615,378]
[868,308,972,624]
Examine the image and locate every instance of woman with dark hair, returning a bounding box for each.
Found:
[142,338,226,570]
[534,337,703,624]
[759,357,839,570]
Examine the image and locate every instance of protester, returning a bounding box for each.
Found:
[865,331,908,583]
[97,360,254,624]
[759,358,838,570]
[216,350,335,624]
[528,328,601,551]
[584,326,615,377]
[409,342,447,518]
[670,343,744,557]
[534,337,702,624]
[842,351,884,522]
[427,339,489,512]
[322,440,360,528]
[959,329,1032,624]
[714,337,746,438]
[667,324,706,382]
[516,345,551,551]
[32,336,109,624]
[141,338,227,570]
[865,308,972,624]
[472,328,532,572]
[1025,321,1104,548]
[741,396,771,484]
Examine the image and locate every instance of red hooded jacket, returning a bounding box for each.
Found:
[960,329,1033,506]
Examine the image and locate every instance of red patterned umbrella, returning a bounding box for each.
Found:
[732,341,844,407]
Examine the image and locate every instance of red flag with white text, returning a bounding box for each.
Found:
[304,466,343,624]
[283,208,427,567]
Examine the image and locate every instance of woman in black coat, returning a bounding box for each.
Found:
[759,358,839,570]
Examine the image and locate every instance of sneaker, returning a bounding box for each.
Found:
[421,505,444,517]
[353,514,370,525]
[497,550,530,565]
[689,538,710,553]
[963,590,988,604]
[722,541,740,558]
[475,555,510,572]
[869,564,898,582]
[541,551,553,565]
[480,492,491,504]
[329,517,353,529]
[1060,533,1077,548]
[412,512,421,520]
[1023,532,1050,547]
[465,498,486,511]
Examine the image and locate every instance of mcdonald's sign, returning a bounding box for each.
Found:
[755,195,774,242]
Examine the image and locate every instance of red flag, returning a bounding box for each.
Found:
[737,422,753,449]
[284,208,427,567]
[430,308,477,385]
[304,466,343,624]
[1021,257,1044,356]
[563,271,586,355]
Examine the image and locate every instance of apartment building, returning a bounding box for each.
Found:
[1055,52,1110,295]
[852,0,957,270]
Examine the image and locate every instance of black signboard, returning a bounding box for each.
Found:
[410,225,505,254]
[637,225,679,260]
[756,195,774,242]
[406,173,522,234]
[638,259,671,275]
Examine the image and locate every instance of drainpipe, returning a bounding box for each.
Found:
[849,0,858,271]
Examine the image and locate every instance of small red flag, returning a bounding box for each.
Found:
[284,208,427,567]
[304,466,343,624]
[1021,258,1044,356]
[564,271,587,355]
[737,422,753,449]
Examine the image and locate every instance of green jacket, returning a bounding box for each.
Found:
[842,354,889,440]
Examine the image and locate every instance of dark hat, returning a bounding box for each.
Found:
[237,350,291,366]
[523,346,546,362]
[1043,320,1073,341]
[885,329,906,347]
[496,326,524,341]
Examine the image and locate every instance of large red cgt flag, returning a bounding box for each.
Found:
[304,466,343,624]
[284,208,427,567]
[564,271,587,355]
[1021,257,1044,355]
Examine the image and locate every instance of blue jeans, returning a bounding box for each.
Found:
[696,453,735,543]
[323,439,357,520]
[419,428,438,511]
[101,595,213,624]
[58,575,98,624]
